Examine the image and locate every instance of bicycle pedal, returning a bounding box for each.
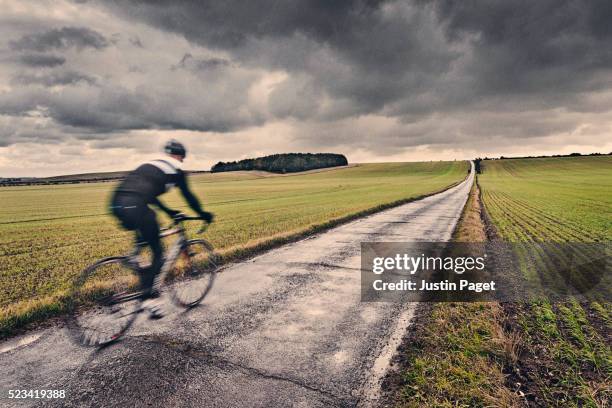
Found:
[148,310,164,320]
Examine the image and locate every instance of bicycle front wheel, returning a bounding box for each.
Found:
[167,239,218,308]
[67,257,142,346]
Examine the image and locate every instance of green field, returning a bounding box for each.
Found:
[479,156,611,242]
[479,156,611,407]
[0,161,467,336]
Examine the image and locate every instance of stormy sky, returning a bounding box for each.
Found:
[1,0,611,176]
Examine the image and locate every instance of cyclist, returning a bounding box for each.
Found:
[110,139,214,317]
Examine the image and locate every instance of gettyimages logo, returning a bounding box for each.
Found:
[372,253,486,275]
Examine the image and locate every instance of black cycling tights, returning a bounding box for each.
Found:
[111,193,163,296]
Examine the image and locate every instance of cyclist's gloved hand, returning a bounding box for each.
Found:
[200,211,214,223]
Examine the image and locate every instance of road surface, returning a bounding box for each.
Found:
[1,163,474,408]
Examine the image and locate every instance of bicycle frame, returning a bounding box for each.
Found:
[155,225,187,291]
[126,216,204,294]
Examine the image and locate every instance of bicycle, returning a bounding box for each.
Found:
[66,214,218,347]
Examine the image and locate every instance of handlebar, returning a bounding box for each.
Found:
[171,213,210,234]
[173,215,204,222]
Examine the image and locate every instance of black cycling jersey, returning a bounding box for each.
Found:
[115,159,204,216]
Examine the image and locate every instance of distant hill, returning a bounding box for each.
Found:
[211,153,348,174]
[0,170,208,187]
[44,171,129,182]
[0,171,127,186]
[477,151,611,161]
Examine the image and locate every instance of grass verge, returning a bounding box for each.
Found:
[384,180,523,407]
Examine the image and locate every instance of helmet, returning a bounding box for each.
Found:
[164,139,186,158]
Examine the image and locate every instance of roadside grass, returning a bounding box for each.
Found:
[0,161,468,337]
[396,181,522,407]
[479,156,611,407]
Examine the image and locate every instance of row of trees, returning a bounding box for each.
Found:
[211,153,348,174]
[480,152,610,161]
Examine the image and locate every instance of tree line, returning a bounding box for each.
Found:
[211,153,348,173]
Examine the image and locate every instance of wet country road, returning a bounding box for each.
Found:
[1,162,474,408]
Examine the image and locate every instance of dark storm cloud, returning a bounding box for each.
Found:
[0,79,265,136]
[104,0,455,116]
[17,54,66,67]
[103,0,612,118]
[422,0,612,95]
[1,0,612,162]
[105,1,385,50]
[9,26,109,52]
[0,116,67,147]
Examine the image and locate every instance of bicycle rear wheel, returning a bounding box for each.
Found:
[167,239,218,308]
[67,257,142,346]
